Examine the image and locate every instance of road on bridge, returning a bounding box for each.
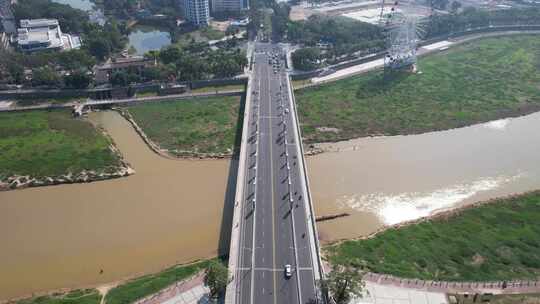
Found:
[235,43,320,304]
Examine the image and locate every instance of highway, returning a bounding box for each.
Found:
[234,43,320,304]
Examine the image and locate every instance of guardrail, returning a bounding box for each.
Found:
[225,74,254,304]
[286,74,327,303]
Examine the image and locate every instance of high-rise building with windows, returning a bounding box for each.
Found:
[184,0,210,26]
[211,0,248,14]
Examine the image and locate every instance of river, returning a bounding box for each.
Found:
[1,111,540,300]
[309,112,540,242]
[0,111,233,300]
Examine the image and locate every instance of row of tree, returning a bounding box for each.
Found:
[291,7,540,71]
[108,42,248,86]
[0,0,128,87]
[425,7,540,38]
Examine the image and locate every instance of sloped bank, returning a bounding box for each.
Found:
[120,95,243,159]
[0,110,134,191]
[324,191,540,282]
[296,35,540,144]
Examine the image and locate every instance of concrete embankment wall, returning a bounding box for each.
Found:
[0,91,245,113]
[0,78,248,101]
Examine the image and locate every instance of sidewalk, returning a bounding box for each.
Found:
[356,281,448,304]
[135,273,214,304]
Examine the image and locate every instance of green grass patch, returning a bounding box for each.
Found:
[16,289,101,304]
[292,79,311,89]
[0,110,120,179]
[326,191,540,282]
[136,91,158,98]
[296,35,540,143]
[128,95,243,155]
[190,84,246,94]
[105,260,211,304]
[197,27,225,41]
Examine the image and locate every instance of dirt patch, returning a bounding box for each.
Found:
[210,20,230,31]
[470,253,486,266]
[316,126,341,133]
[290,5,314,21]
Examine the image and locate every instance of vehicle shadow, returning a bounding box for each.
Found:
[217,91,246,260]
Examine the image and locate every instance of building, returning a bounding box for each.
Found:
[183,0,210,26]
[211,0,248,14]
[17,19,81,52]
[94,56,156,84]
[0,0,16,35]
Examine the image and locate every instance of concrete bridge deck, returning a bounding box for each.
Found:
[225,43,324,304]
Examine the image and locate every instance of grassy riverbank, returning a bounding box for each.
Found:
[104,260,210,304]
[296,35,540,143]
[0,111,120,180]
[190,83,246,94]
[14,260,211,304]
[326,191,540,282]
[128,96,243,156]
[16,289,101,304]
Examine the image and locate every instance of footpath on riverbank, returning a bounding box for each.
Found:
[307,30,540,86]
[0,89,244,113]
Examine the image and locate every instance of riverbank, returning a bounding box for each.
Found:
[7,259,212,304]
[295,35,540,143]
[325,190,540,282]
[0,111,230,300]
[126,95,243,158]
[0,110,133,191]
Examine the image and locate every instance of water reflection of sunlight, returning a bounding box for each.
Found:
[338,174,522,225]
[483,118,510,130]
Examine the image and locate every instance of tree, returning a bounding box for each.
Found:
[64,70,91,89]
[204,260,229,299]
[31,66,61,87]
[450,1,462,14]
[321,265,365,304]
[291,47,321,71]
[86,37,112,61]
[159,46,183,65]
[110,71,128,86]
[57,49,96,70]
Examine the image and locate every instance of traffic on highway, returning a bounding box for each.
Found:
[234,43,322,304]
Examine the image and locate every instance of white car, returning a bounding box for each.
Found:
[284,264,292,278]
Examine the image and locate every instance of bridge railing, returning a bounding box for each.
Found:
[225,74,254,304]
[286,74,327,302]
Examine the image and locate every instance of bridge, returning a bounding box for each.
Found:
[225,43,325,304]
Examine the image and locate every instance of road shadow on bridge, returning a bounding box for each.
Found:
[217,92,246,259]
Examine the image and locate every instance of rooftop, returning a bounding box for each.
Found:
[17,18,80,52]
[20,18,59,28]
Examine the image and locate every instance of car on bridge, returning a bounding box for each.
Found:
[284,264,292,279]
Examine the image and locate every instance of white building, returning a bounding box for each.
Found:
[184,0,210,26]
[17,19,80,52]
[211,0,249,14]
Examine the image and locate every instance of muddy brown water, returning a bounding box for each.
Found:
[2,111,540,300]
[0,111,233,300]
[309,112,540,243]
